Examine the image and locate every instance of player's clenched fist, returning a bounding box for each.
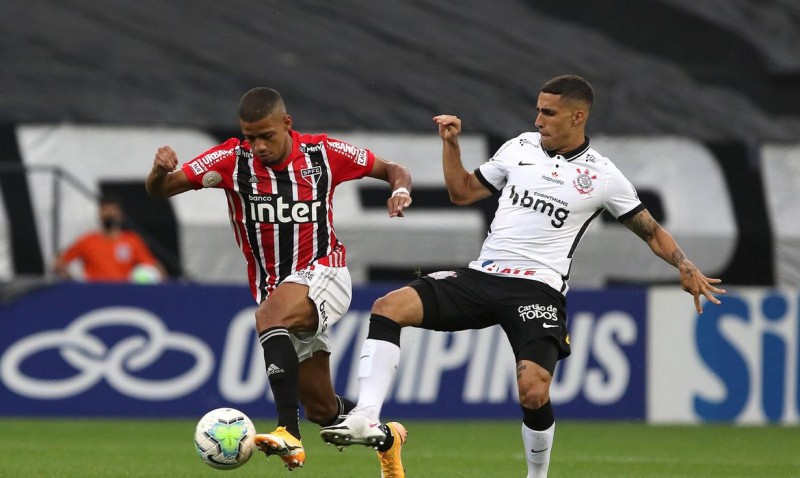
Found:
[433,115,461,141]
[152,146,179,174]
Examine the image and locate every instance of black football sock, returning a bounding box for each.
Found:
[319,395,357,427]
[259,327,301,439]
[339,395,356,416]
[367,314,402,345]
[522,400,554,431]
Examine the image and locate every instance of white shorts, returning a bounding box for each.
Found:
[281,265,352,362]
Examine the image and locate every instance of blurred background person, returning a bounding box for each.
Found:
[54,196,166,283]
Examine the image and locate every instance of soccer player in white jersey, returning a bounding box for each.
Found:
[146,87,412,476]
[321,75,726,477]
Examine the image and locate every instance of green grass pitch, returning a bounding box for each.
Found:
[1,418,798,477]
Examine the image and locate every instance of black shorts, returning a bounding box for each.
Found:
[409,267,571,366]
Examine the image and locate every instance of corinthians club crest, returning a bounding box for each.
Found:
[573,168,597,194]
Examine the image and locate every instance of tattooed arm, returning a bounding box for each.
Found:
[623,209,725,313]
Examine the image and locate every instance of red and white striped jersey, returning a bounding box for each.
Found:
[182,130,375,302]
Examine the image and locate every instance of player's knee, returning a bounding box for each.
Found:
[371,288,420,327]
[372,295,403,322]
[518,380,550,410]
[254,305,313,333]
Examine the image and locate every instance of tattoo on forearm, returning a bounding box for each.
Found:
[628,212,660,242]
[672,249,696,273]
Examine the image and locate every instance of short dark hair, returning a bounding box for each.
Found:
[238,87,286,122]
[540,75,594,109]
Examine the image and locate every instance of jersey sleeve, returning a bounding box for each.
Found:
[603,166,645,221]
[181,138,241,190]
[323,137,376,184]
[475,137,516,194]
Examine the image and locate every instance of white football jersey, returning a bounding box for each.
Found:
[469,132,643,294]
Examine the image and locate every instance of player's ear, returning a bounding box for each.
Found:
[572,110,586,127]
[284,114,293,131]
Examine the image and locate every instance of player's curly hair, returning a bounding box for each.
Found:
[238,87,286,122]
[540,75,594,110]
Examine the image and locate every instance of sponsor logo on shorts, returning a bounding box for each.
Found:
[427,271,457,280]
[266,363,284,377]
[518,303,559,324]
[296,269,315,281]
[318,300,329,333]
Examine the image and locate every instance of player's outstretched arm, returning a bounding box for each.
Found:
[433,115,491,206]
[146,146,193,198]
[623,209,726,314]
[368,156,412,218]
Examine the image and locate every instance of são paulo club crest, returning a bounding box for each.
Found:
[301,166,322,186]
[572,168,597,194]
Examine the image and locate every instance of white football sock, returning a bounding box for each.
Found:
[352,338,400,420]
[522,422,555,478]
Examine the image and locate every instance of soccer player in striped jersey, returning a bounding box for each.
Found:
[146,87,412,475]
[321,75,726,477]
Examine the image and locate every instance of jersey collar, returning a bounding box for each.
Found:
[543,136,590,162]
[256,130,300,172]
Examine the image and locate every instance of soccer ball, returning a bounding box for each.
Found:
[194,407,257,470]
[129,264,163,284]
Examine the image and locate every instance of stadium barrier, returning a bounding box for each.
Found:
[1,282,796,424]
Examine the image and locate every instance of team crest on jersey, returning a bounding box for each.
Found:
[573,168,597,194]
[427,271,457,280]
[301,166,322,186]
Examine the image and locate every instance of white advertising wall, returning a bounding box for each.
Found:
[5,125,799,288]
[761,144,800,287]
[648,287,799,424]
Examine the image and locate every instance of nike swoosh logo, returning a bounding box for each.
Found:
[531,447,549,453]
[542,323,559,328]
[518,161,536,166]
[368,423,380,428]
